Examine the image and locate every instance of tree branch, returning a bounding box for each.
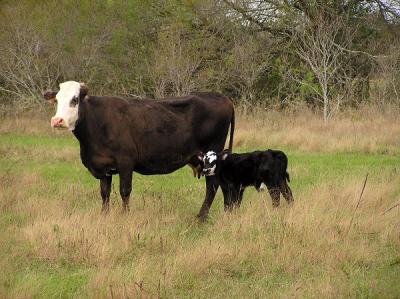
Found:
[222,0,291,36]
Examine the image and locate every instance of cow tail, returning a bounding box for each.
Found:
[228,108,235,151]
[285,171,290,182]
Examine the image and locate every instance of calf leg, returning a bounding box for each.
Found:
[119,169,132,212]
[280,179,294,204]
[223,185,243,211]
[100,176,112,213]
[197,175,219,220]
[221,184,234,211]
[237,187,245,207]
[267,185,281,207]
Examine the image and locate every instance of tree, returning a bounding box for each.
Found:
[292,15,354,121]
[146,26,202,98]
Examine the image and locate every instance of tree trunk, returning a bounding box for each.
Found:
[323,88,330,122]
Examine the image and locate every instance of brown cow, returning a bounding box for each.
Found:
[44,81,234,219]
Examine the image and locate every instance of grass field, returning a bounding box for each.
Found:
[1,108,400,298]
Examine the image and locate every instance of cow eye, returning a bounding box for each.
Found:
[70,97,78,107]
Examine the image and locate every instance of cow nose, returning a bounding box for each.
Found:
[51,117,65,128]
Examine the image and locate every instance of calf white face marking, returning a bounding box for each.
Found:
[259,183,266,192]
[205,151,217,163]
[51,81,82,130]
[203,151,218,176]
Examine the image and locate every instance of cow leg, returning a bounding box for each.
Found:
[267,184,281,207]
[100,176,112,213]
[119,169,132,212]
[197,175,219,220]
[280,180,294,204]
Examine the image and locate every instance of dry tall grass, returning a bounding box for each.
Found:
[2,170,399,297]
[236,105,400,155]
[0,107,399,298]
[2,104,400,155]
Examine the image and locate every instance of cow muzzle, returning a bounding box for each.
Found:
[51,117,67,128]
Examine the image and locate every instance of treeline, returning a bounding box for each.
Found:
[0,0,399,119]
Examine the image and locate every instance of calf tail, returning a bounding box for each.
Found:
[228,108,235,151]
[280,153,290,182]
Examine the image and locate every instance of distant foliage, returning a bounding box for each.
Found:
[0,0,399,116]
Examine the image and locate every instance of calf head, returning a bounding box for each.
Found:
[202,150,230,176]
[43,81,88,130]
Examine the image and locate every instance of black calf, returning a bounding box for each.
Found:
[202,149,294,209]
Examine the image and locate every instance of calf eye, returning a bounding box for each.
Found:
[70,96,78,107]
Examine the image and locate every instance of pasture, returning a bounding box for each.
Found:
[1,107,400,298]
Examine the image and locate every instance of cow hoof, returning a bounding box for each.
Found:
[196,213,208,222]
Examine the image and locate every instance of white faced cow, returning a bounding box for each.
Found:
[44,81,235,220]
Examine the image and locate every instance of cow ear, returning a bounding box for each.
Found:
[79,83,88,100]
[43,91,57,103]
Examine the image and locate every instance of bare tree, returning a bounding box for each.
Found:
[224,35,271,104]
[0,6,112,112]
[371,42,400,104]
[292,15,354,121]
[146,28,202,98]
[221,0,400,33]
[0,25,61,111]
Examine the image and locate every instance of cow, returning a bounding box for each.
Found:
[43,81,234,219]
[201,149,294,210]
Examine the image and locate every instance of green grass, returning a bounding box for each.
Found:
[2,133,398,191]
[1,130,400,298]
[8,263,91,299]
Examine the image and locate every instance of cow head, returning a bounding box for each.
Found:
[43,81,88,130]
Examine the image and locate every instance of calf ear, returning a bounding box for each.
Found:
[79,83,88,100]
[220,149,230,160]
[221,153,229,160]
[43,91,57,103]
